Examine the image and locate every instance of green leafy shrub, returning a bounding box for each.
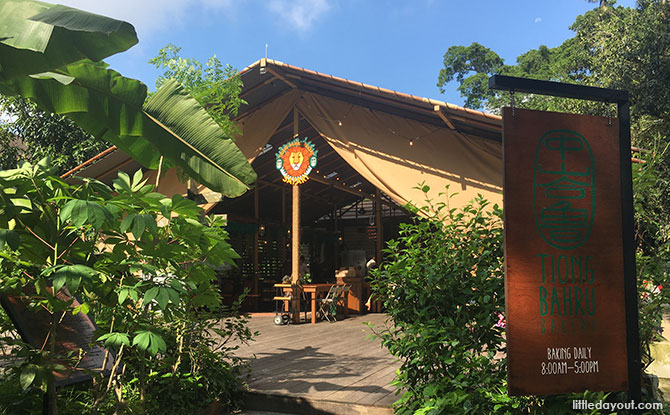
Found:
[369,183,670,414]
[369,186,528,414]
[0,160,254,414]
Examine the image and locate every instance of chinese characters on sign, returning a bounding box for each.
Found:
[534,130,595,250]
[504,108,628,395]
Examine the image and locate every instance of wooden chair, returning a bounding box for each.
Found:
[317,285,350,322]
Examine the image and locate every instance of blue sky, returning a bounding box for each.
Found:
[59,0,635,107]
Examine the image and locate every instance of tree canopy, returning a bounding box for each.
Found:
[437,0,670,138]
[0,95,106,172]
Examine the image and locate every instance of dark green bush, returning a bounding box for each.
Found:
[369,186,527,414]
[369,184,670,414]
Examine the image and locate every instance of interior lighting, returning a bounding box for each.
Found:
[337,120,342,126]
[409,138,414,146]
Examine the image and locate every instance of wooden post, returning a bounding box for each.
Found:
[253,182,259,296]
[290,108,301,322]
[375,188,383,263]
[281,186,287,269]
[291,184,300,284]
[334,206,339,268]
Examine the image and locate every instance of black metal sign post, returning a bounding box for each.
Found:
[489,75,640,403]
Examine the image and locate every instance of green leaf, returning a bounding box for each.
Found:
[0,1,138,81]
[0,229,20,250]
[166,287,180,306]
[169,194,201,217]
[144,214,158,236]
[132,330,166,356]
[143,286,159,305]
[169,279,186,293]
[131,213,145,240]
[150,333,167,356]
[19,364,36,390]
[132,331,150,350]
[117,288,129,305]
[3,60,255,196]
[52,273,66,293]
[154,287,169,310]
[72,302,89,315]
[143,79,257,197]
[113,171,134,194]
[50,264,96,294]
[131,169,147,191]
[60,199,111,228]
[120,213,135,234]
[98,332,130,348]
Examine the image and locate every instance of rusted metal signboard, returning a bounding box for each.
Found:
[503,107,628,395]
[1,293,113,387]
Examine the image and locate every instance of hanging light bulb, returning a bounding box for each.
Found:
[409,138,414,146]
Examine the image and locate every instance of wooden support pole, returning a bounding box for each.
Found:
[281,186,287,267]
[333,206,339,269]
[290,108,301,322]
[253,182,259,296]
[291,184,300,284]
[375,188,383,263]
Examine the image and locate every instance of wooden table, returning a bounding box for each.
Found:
[303,283,348,324]
[275,283,348,324]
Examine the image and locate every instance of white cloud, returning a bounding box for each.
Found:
[56,0,330,37]
[56,0,238,38]
[534,17,542,23]
[268,0,331,32]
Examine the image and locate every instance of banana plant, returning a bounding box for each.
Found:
[0,0,256,197]
[0,0,137,81]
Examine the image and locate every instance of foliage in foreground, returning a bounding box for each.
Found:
[0,161,254,414]
[0,0,256,198]
[369,185,670,414]
[369,187,525,414]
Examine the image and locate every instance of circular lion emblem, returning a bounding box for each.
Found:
[276,138,318,185]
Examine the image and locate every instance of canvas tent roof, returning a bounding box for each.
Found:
[64,58,504,223]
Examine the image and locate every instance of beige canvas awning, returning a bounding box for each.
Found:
[295,92,502,211]
[64,58,505,222]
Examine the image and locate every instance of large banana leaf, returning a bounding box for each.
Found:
[4,60,256,196]
[144,80,257,197]
[0,0,137,81]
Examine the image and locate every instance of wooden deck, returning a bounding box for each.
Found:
[233,313,401,415]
